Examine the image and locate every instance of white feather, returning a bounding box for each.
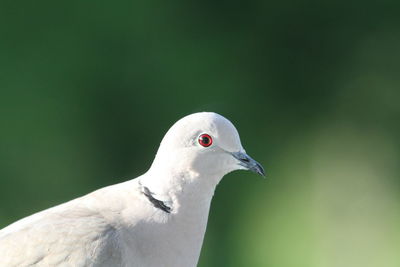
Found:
[0,112,252,267]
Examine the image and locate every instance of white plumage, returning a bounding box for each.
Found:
[0,112,264,267]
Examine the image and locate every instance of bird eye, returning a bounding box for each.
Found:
[198,134,213,147]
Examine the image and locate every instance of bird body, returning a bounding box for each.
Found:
[0,112,264,266]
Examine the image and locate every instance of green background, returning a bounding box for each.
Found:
[1,1,399,266]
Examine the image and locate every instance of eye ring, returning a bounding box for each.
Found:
[198,134,213,147]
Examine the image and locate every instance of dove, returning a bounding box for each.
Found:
[0,112,265,267]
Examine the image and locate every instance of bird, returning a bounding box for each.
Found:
[0,112,265,267]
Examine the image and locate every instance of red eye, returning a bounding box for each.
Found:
[198,134,213,147]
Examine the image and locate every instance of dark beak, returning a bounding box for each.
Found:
[231,151,266,177]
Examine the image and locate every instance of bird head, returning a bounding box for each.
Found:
[150,112,265,181]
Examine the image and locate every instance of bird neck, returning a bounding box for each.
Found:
[139,168,222,214]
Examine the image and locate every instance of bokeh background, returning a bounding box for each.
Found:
[1,1,399,266]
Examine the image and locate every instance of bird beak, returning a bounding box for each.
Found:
[231,151,266,177]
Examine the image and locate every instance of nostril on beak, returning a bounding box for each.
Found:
[241,157,250,163]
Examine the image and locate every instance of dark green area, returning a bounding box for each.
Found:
[1,1,399,266]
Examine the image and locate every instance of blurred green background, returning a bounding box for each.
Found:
[1,1,399,266]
